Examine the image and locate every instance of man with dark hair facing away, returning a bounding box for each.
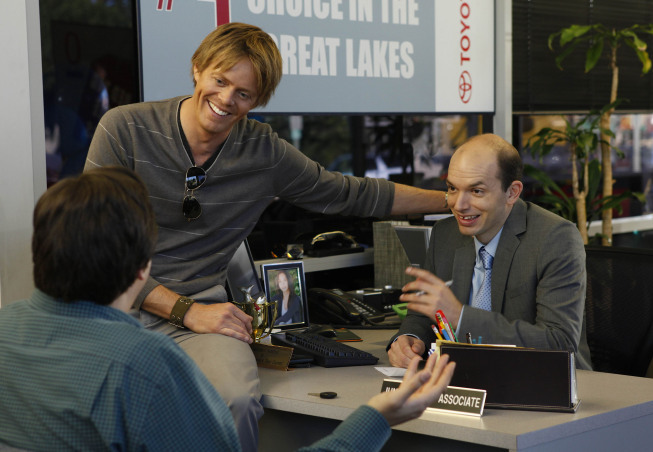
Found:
[0,166,455,451]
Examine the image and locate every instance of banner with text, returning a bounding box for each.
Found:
[140,0,494,113]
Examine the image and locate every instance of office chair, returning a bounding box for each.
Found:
[585,246,653,377]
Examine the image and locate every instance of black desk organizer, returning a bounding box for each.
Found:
[438,342,580,413]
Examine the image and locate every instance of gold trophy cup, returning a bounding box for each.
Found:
[233,285,278,342]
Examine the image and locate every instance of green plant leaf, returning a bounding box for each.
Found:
[524,165,575,220]
[525,127,570,159]
[610,142,625,159]
[585,159,602,201]
[585,38,604,72]
[593,192,636,212]
[602,99,623,112]
[554,41,582,70]
[633,191,647,204]
[631,24,653,35]
[622,30,647,51]
[576,132,597,157]
[560,25,593,46]
[637,49,652,73]
[623,36,653,73]
[547,31,560,51]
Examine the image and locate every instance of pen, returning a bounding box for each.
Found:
[431,324,444,341]
[434,315,447,334]
[434,313,447,337]
[437,320,450,341]
[412,280,453,296]
[436,310,458,342]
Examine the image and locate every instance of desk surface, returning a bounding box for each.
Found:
[259,329,653,451]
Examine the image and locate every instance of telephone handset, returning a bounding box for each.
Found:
[308,288,386,326]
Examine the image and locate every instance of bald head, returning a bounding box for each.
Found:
[453,134,522,192]
[446,134,524,243]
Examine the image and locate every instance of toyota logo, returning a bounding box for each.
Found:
[459,71,472,104]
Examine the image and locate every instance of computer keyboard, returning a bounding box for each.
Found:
[271,331,379,368]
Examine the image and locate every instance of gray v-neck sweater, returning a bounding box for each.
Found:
[86,96,394,308]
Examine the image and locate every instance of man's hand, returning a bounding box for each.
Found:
[184,302,253,343]
[367,353,455,426]
[388,335,425,368]
[401,267,463,328]
[142,285,254,344]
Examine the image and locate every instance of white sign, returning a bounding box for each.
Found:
[139,0,495,113]
[381,380,487,416]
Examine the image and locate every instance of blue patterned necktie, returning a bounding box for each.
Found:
[474,246,494,311]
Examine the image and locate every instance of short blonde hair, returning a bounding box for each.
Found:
[191,22,282,108]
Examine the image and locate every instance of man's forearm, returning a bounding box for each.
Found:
[142,284,182,320]
[391,184,448,215]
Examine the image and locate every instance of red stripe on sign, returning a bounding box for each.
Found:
[216,0,230,26]
[156,0,173,11]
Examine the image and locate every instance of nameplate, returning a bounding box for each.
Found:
[427,385,487,416]
[250,342,294,370]
[381,380,486,416]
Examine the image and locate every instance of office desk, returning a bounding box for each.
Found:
[258,329,653,451]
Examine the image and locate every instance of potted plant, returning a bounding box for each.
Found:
[548,23,653,245]
[525,102,641,244]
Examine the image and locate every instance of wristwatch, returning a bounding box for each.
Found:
[169,296,195,328]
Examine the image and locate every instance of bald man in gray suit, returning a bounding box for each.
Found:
[388,134,592,370]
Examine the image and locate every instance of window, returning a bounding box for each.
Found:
[40,0,139,186]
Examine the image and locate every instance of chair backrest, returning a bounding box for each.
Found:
[585,246,653,377]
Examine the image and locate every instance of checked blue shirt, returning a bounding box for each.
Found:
[0,291,391,452]
[0,290,240,451]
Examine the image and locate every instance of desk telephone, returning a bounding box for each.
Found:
[307,288,386,325]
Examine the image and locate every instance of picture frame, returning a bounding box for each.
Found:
[261,261,309,330]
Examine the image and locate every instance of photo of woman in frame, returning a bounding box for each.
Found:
[270,269,303,325]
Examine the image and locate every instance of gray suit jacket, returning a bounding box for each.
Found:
[393,199,592,370]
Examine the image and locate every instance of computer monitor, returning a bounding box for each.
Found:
[226,240,265,303]
[393,225,432,269]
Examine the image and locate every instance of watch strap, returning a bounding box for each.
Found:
[169,296,195,328]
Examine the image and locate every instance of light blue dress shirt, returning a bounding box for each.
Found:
[455,228,504,333]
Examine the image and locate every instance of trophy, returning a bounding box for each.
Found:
[232,285,278,342]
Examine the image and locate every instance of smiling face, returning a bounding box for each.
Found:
[446,136,523,244]
[276,271,289,292]
[185,57,259,147]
